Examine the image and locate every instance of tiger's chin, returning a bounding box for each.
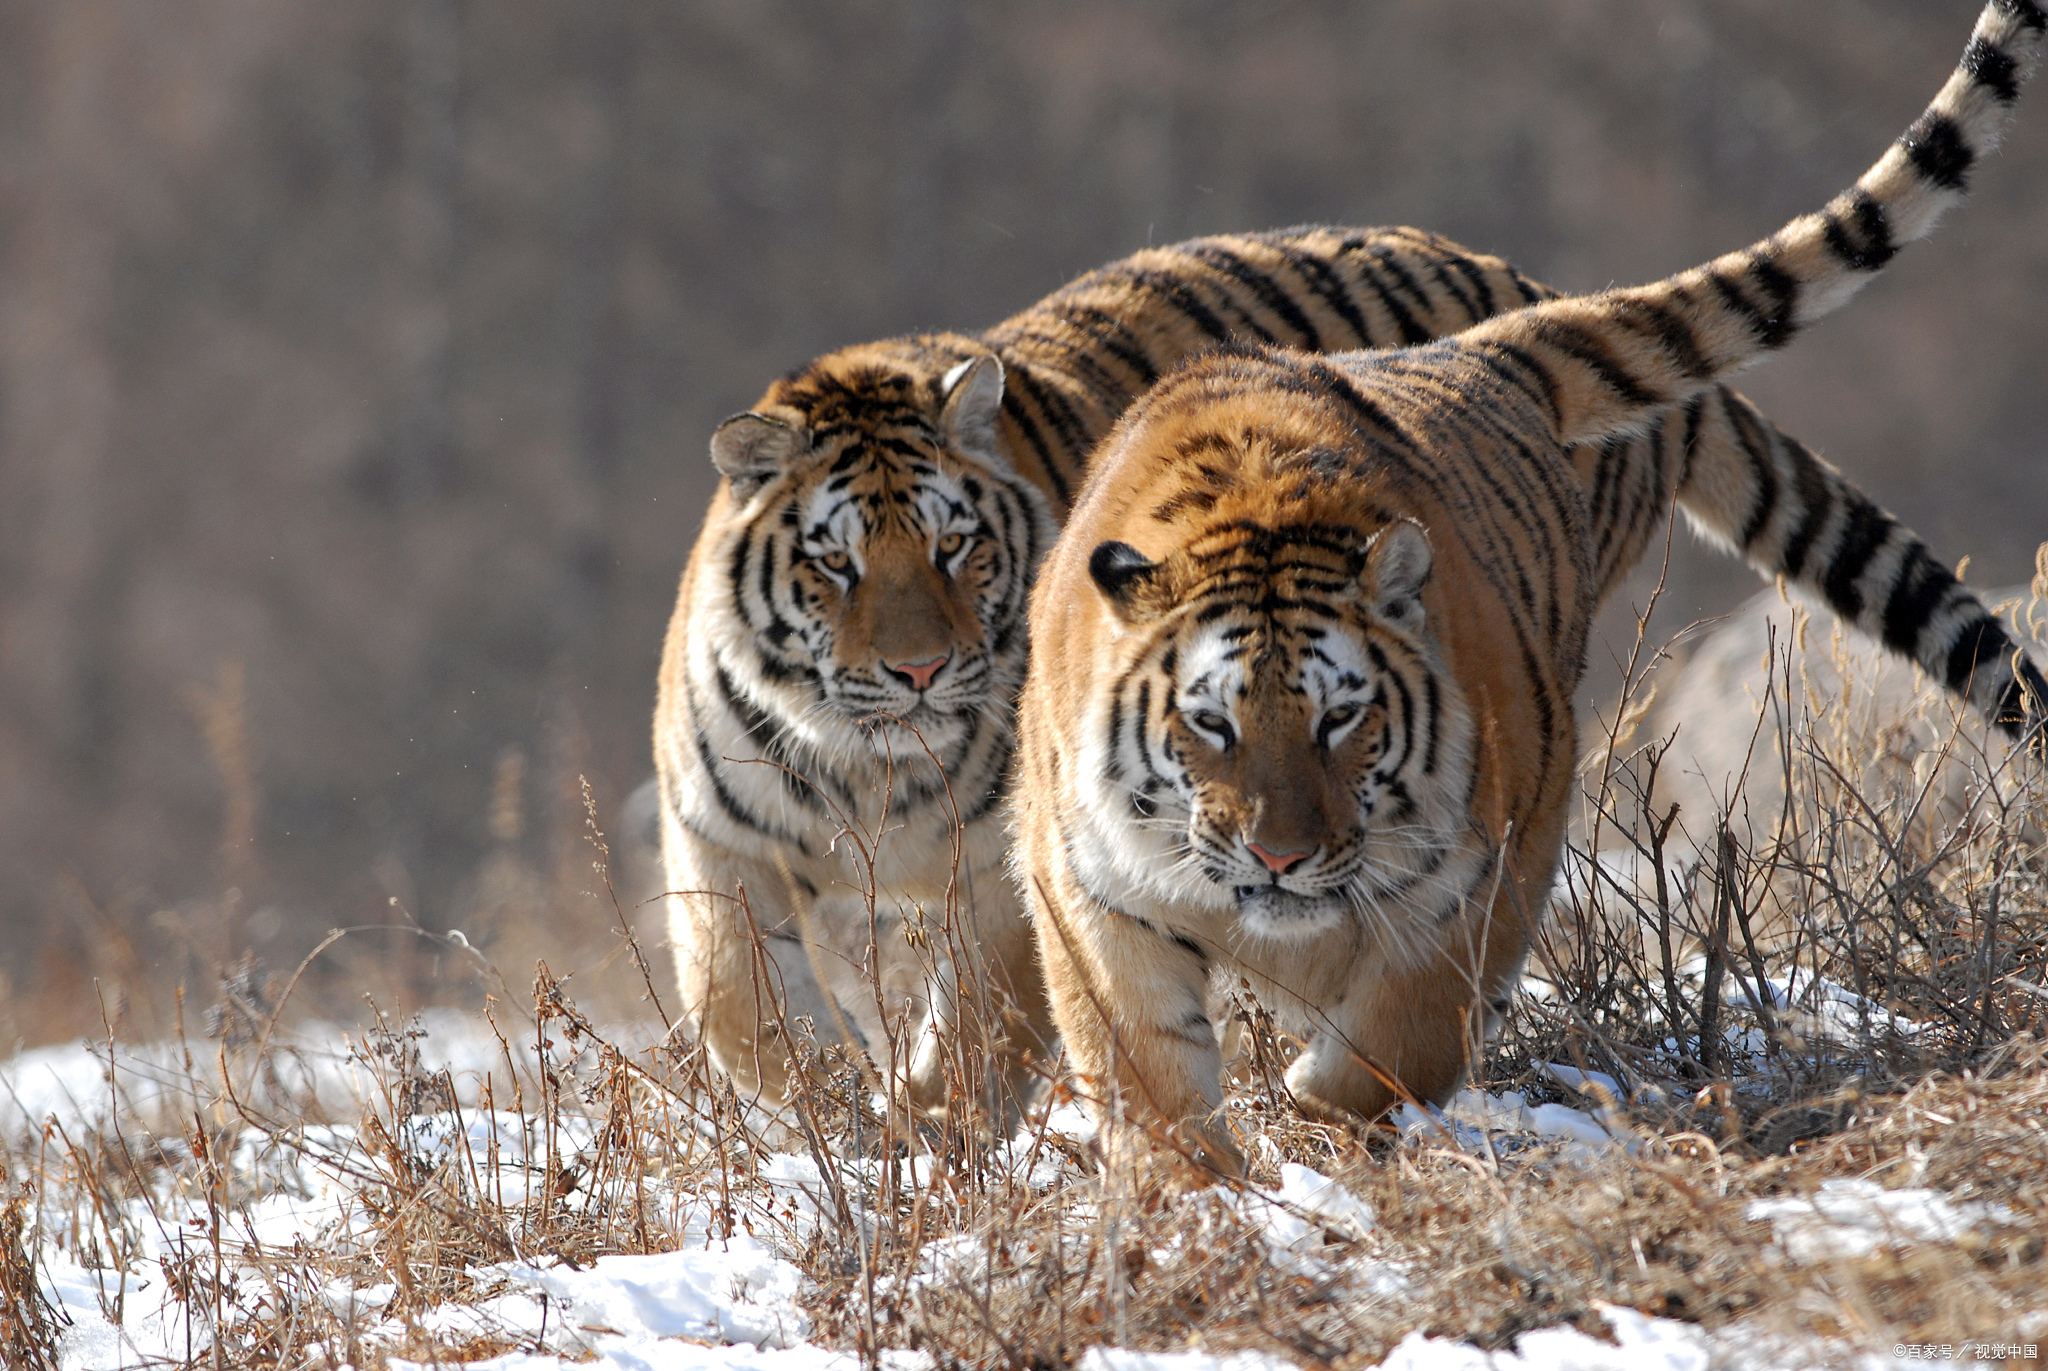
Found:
[827,694,957,729]
[1232,886,1348,939]
[824,699,979,757]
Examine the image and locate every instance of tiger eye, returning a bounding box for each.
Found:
[821,549,851,571]
[938,532,967,556]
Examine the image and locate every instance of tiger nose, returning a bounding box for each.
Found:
[886,654,949,692]
[1245,840,1312,875]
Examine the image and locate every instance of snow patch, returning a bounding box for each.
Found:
[1381,1303,1710,1370]
[1746,1178,2017,1262]
[1077,1350,1300,1371]
[504,1243,809,1349]
[1390,1086,1626,1156]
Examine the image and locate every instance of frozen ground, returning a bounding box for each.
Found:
[0,1007,2007,1370]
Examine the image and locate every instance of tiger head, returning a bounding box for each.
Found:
[706,340,1057,760]
[1074,449,1479,956]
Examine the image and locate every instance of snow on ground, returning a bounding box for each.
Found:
[42,1247,186,1371]
[1747,1178,2018,1263]
[35,1222,1728,1371]
[1381,1304,1711,1371]
[1079,1352,1301,1371]
[380,1240,812,1367]
[0,1007,651,1142]
[0,1011,1974,1370]
[1390,1083,1631,1158]
[1550,850,1930,1050]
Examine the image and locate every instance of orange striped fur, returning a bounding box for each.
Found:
[1011,0,2046,1172]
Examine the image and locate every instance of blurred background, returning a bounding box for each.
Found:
[3,0,2043,1050]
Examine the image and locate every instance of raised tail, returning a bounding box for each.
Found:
[1467,0,2046,738]
[1462,0,2044,449]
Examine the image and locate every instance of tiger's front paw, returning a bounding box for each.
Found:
[1170,1112,1247,1179]
[1103,1109,1246,1183]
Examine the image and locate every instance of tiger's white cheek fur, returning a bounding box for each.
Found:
[787,485,867,705]
[699,520,832,733]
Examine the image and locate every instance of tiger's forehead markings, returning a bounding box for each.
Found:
[1174,613,1371,710]
[1181,519,1361,567]
[798,439,973,543]
[770,364,936,436]
[1150,428,1378,523]
[1150,517,1406,703]
[774,365,958,531]
[1171,523,1365,628]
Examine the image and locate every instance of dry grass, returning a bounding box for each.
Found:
[7,574,2048,1368]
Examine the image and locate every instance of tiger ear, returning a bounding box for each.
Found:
[1363,520,1433,624]
[710,412,808,501]
[939,354,1005,459]
[1090,540,1169,623]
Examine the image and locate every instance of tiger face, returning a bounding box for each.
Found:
[1079,516,1478,955]
[709,348,1056,767]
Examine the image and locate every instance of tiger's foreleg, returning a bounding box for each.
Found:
[1279,911,1525,1127]
[661,814,848,1105]
[1025,869,1244,1177]
[903,865,1058,1128]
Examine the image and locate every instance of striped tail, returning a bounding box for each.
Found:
[1670,388,2048,738]
[1463,0,2047,738]
[1462,0,2043,447]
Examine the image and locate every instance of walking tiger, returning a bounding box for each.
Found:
[655,0,2045,1122]
[1010,0,2046,1171]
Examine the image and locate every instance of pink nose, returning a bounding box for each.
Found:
[888,654,949,691]
[1246,841,1311,875]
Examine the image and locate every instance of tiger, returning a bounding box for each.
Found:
[1010,0,2047,1175]
[655,4,2047,1118]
